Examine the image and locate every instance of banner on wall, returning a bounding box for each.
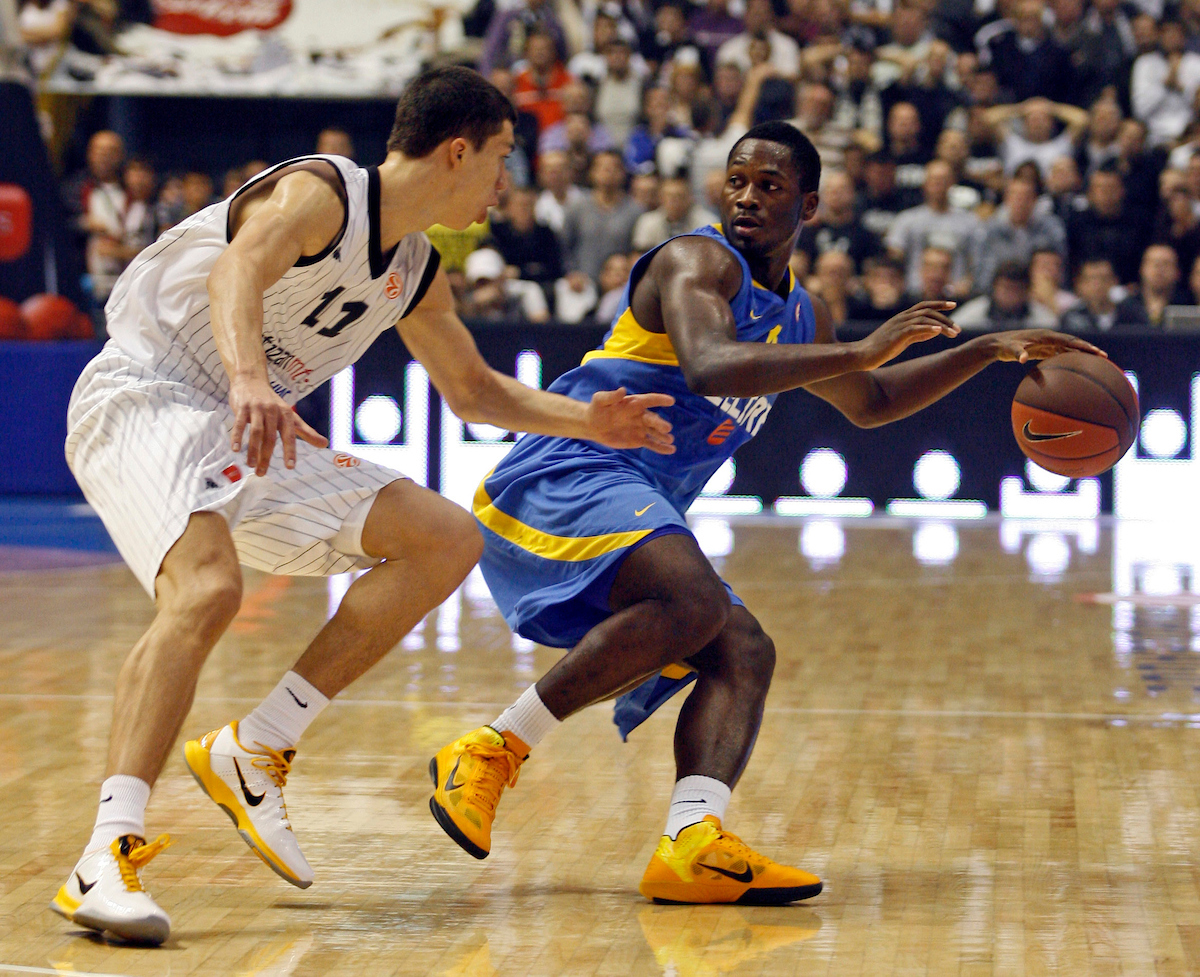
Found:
[152,0,294,37]
[39,0,470,98]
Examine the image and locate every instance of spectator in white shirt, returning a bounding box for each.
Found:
[886,160,981,295]
[593,37,643,147]
[984,96,1090,178]
[1131,18,1200,146]
[462,247,551,322]
[715,0,801,78]
[631,175,718,251]
[534,149,584,236]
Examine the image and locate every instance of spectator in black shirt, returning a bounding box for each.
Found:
[859,152,916,238]
[884,102,932,193]
[980,0,1074,104]
[1066,164,1148,285]
[796,170,884,273]
[1116,243,1188,327]
[1153,184,1200,281]
[847,255,912,322]
[1069,0,1137,109]
[488,185,564,291]
[1060,258,1142,331]
[1115,117,1167,217]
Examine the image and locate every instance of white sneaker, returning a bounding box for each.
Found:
[50,834,171,944]
[183,721,313,888]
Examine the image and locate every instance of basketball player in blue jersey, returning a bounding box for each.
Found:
[49,67,677,944]
[429,121,1103,904]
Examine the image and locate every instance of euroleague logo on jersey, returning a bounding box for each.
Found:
[333,453,361,468]
[384,272,403,301]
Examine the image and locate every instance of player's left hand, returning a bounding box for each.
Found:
[989,330,1108,364]
[587,388,676,455]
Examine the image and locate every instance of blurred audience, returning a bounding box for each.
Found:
[631,175,716,251]
[952,260,1059,329]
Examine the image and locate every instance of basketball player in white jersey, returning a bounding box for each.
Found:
[51,67,675,944]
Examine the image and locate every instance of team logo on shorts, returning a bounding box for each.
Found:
[333,453,361,468]
[223,465,242,483]
[384,272,403,301]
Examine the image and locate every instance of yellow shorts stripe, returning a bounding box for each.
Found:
[473,480,653,562]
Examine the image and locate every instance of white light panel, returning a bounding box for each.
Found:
[913,449,961,500]
[354,394,402,444]
[440,351,543,511]
[687,459,763,515]
[330,361,429,485]
[1113,373,1200,521]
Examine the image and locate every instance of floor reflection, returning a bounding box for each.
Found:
[638,906,822,976]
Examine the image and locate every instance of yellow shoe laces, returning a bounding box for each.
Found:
[462,741,522,814]
[711,828,759,865]
[248,743,293,789]
[113,835,171,893]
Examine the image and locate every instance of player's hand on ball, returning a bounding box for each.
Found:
[587,388,676,455]
[230,375,329,475]
[989,330,1108,364]
[857,301,960,370]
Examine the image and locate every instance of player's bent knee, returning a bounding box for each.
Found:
[447,507,484,570]
[672,580,732,652]
[726,615,776,688]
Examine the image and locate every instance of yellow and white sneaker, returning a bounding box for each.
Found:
[183,721,312,888]
[639,816,823,905]
[50,834,171,944]
[429,726,527,859]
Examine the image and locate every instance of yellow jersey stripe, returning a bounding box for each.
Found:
[582,307,680,367]
[473,480,654,562]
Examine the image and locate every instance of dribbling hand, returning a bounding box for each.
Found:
[587,388,676,455]
[856,301,960,371]
[229,375,328,476]
[987,329,1107,364]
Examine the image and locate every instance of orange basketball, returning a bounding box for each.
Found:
[20,294,81,341]
[0,297,25,339]
[1012,352,1139,478]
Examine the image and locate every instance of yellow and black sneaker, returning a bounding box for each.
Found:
[639,816,823,905]
[429,726,527,859]
[50,834,172,944]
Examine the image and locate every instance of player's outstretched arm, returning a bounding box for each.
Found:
[208,170,339,474]
[804,301,1107,428]
[652,239,957,398]
[397,268,675,454]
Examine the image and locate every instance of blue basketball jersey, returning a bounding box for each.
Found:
[474,225,818,736]
[485,224,817,514]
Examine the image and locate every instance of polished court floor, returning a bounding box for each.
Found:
[2,513,1199,976]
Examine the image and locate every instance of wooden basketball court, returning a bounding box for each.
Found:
[3,515,1198,976]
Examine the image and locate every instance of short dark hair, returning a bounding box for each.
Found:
[994,259,1030,286]
[728,121,821,193]
[387,66,516,158]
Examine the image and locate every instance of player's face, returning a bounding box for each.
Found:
[720,140,817,258]
[450,122,514,229]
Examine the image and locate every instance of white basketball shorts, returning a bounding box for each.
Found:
[66,342,402,597]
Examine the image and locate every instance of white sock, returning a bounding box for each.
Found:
[87,775,150,852]
[664,775,731,840]
[491,684,560,749]
[238,671,329,752]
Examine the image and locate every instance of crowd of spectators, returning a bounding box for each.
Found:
[40,0,1200,331]
[445,0,1200,330]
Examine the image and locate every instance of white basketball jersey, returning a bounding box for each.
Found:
[103,154,438,405]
